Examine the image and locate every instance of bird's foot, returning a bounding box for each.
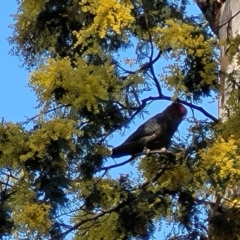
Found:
[160,147,167,152]
[143,147,151,154]
[143,147,170,155]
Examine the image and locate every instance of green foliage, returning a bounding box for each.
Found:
[153,19,219,101]
[30,56,122,112]
[226,34,240,64]
[209,207,240,240]
[3,0,240,239]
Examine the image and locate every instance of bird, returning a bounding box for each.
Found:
[111,102,187,158]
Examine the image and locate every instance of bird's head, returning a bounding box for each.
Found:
[164,102,187,119]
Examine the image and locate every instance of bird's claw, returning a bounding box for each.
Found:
[143,147,151,154]
[160,147,167,152]
[143,147,168,155]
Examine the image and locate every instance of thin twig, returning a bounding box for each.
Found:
[140,95,218,122]
[54,160,170,239]
[19,104,70,125]
[96,155,136,172]
[97,148,176,172]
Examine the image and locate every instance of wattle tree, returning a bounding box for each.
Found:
[0,0,239,239]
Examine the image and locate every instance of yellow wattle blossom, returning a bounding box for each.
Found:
[19,119,81,162]
[151,19,218,96]
[157,164,192,191]
[153,20,213,54]
[30,56,119,112]
[74,0,134,46]
[13,202,51,234]
[20,0,49,21]
[198,137,240,191]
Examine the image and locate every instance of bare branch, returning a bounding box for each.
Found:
[54,160,170,239]
[96,155,136,172]
[140,96,219,122]
[97,149,176,172]
[19,104,70,125]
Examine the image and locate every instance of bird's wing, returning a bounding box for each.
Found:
[123,113,165,143]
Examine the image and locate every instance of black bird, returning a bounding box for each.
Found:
[112,102,187,158]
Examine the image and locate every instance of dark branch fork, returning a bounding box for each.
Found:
[53,159,171,239]
[50,3,217,238]
[55,149,177,238]
[96,148,175,172]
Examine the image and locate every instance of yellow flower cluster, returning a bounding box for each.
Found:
[20,0,49,21]
[153,20,213,56]
[30,57,118,112]
[20,119,81,162]
[198,137,240,191]
[152,19,218,95]
[0,123,27,168]
[74,0,134,45]
[159,165,192,191]
[13,202,51,234]
[138,156,191,191]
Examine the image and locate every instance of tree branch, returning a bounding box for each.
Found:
[54,161,170,239]
[97,149,176,172]
[19,104,70,125]
[100,95,217,146]
[140,95,219,122]
[96,155,136,172]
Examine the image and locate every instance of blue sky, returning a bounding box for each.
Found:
[0,1,217,239]
[0,1,37,123]
[0,1,218,124]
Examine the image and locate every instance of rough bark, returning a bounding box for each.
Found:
[196,0,240,117]
[196,0,240,214]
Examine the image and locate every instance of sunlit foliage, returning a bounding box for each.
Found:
[3,0,240,239]
[75,0,134,42]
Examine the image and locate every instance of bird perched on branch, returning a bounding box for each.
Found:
[111,102,187,158]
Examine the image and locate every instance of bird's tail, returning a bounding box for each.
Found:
[111,142,144,158]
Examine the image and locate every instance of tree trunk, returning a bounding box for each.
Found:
[196,0,240,117]
[196,0,240,213]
